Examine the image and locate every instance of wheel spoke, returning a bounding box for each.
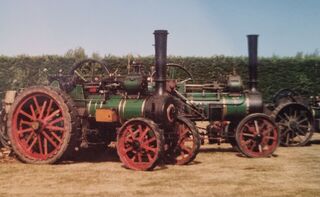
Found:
[298,118,308,124]
[18,127,34,135]
[127,126,136,139]
[44,109,61,122]
[37,135,43,155]
[254,120,260,134]
[44,137,48,155]
[32,96,41,114]
[142,144,157,153]
[137,152,142,163]
[264,136,275,140]
[38,101,47,119]
[20,120,34,127]
[50,131,63,143]
[41,131,58,148]
[139,127,150,141]
[48,117,64,126]
[19,109,35,120]
[143,136,156,145]
[146,152,153,161]
[30,105,37,119]
[26,133,35,144]
[45,99,53,117]
[124,146,133,153]
[46,125,65,132]
[283,113,290,120]
[27,137,38,151]
[245,125,256,134]
[242,133,255,138]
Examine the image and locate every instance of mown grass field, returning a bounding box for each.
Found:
[0,133,320,197]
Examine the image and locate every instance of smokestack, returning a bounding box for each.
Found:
[154,30,168,95]
[247,34,259,92]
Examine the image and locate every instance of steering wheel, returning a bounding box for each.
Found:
[167,63,193,84]
[272,88,301,105]
[151,63,193,84]
[69,59,111,83]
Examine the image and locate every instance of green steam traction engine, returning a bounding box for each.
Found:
[165,35,280,157]
[0,30,201,170]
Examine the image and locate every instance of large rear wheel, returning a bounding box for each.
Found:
[7,86,80,164]
[271,103,313,147]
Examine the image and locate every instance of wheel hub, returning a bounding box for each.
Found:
[132,140,141,151]
[31,121,44,133]
[254,134,263,143]
[289,121,298,130]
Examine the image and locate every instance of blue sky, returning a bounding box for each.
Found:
[0,0,319,57]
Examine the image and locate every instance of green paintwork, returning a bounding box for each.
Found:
[186,92,247,120]
[123,75,143,93]
[69,85,86,107]
[119,99,145,121]
[87,95,122,117]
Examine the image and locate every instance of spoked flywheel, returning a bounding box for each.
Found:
[7,86,80,164]
[271,103,314,147]
[117,118,164,171]
[166,116,200,165]
[236,113,279,158]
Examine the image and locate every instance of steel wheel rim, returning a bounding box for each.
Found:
[174,120,196,164]
[118,120,160,170]
[12,93,66,160]
[277,107,312,146]
[238,117,278,157]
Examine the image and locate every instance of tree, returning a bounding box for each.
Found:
[64,47,87,60]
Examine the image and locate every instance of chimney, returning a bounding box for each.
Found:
[247,34,259,92]
[154,30,168,95]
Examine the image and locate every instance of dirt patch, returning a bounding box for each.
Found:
[1,134,320,197]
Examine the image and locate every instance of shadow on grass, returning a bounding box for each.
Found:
[199,146,237,153]
[63,146,120,164]
[310,139,320,145]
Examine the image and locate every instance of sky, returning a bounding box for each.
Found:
[0,0,319,57]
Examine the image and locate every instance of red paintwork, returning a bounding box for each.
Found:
[174,121,195,165]
[11,93,66,160]
[117,121,159,170]
[238,117,278,157]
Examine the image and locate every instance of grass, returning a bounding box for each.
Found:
[0,134,320,197]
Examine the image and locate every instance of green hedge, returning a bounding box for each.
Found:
[0,55,319,101]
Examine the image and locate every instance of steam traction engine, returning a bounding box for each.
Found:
[0,30,200,170]
[265,89,315,147]
[167,35,280,157]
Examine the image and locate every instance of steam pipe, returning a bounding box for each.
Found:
[154,30,168,95]
[247,34,259,92]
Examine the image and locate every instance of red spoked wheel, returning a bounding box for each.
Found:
[117,118,164,171]
[7,86,79,164]
[236,113,279,158]
[168,117,200,165]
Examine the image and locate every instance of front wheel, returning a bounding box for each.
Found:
[117,118,164,171]
[166,117,201,165]
[236,113,279,158]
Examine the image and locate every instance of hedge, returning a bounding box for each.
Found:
[0,55,319,101]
